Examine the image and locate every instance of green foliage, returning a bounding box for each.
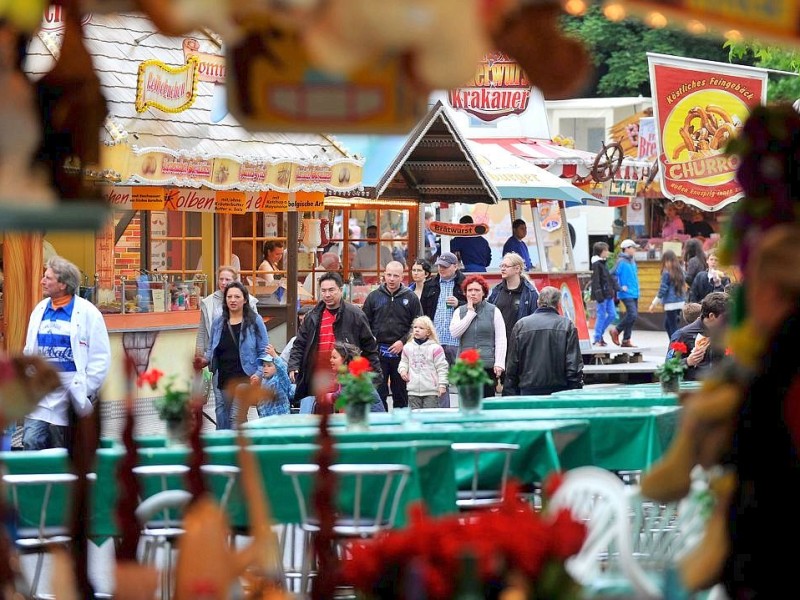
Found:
[154,375,189,421]
[726,40,800,102]
[561,5,755,97]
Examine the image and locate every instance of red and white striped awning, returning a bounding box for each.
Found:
[468,137,651,181]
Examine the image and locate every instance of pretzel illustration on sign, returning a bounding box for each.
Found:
[672,104,742,160]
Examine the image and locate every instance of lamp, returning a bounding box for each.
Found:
[301,215,322,252]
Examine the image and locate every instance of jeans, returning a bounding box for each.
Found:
[618,298,639,342]
[23,418,69,450]
[378,354,407,410]
[665,309,681,339]
[299,395,316,414]
[439,345,459,408]
[215,377,241,430]
[594,298,616,342]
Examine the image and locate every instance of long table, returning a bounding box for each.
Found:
[239,406,681,473]
[482,396,680,409]
[0,440,458,540]
[140,419,593,489]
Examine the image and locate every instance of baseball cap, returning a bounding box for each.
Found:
[257,354,274,364]
[620,239,640,250]
[435,252,458,267]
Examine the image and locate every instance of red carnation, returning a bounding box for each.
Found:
[459,349,481,364]
[136,368,164,390]
[669,341,688,355]
[347,356,371,377]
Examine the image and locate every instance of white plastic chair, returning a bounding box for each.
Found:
[451,442,519,511]
[547,466,714,600]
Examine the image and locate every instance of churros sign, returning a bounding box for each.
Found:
[647,53,768,211]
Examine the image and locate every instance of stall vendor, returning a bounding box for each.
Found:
[502,219,533,270]
[661,203,686,240]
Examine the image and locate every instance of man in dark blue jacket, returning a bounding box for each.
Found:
[362,261,422,409]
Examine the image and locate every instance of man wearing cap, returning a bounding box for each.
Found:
[420,252,466,406]
[613,239,641,347]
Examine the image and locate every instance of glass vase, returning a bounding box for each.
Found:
[165,417,188,446]
[661,376,681,395]
[345,402,369,430]
[458,384,484,415]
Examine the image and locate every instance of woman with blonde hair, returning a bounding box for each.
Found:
[487,252,539,346]
[398,316,449,410]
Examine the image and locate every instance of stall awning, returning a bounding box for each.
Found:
[24,13,364,196]
[468,137,652,180]
[464,141,597,207]
[333,101,501,204]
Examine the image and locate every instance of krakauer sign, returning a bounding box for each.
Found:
[448,53,532,122]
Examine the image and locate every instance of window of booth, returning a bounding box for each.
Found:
[149,210,203,278]
[304,207,412,305]
[231,212,288,305]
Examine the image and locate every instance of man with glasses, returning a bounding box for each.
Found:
[288,272,382,402]
[487,252,539,346]
[420,252,466,406]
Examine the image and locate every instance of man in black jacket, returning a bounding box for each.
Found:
[288,272,382,401]
[362,261,422,410]
[504,286,584,396]
[667,291,729,381]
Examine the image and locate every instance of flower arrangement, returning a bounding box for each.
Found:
[333,356,376,411]
[656,341,688,384]
[448,349,491,387]
[340,479,586,599]
[137,368,189,422]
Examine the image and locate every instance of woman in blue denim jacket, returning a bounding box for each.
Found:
[648,249,687,338]
[200,282,268,429]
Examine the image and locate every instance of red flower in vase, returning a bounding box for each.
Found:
[459,349,481,364]
[347,356,371,377]
[669,341,688,356]
[136,368,164,390]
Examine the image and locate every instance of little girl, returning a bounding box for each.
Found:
[257,345,291,417]
[398,316,449,410]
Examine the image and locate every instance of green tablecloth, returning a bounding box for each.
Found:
[0,440,456,540]
[135,419,592,488]
[238,406,679,472]
[482,396,679,409]
[553,381,701,397]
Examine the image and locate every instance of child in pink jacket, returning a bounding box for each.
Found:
[398,317,449,410]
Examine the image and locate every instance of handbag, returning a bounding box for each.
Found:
[201,367,213,405]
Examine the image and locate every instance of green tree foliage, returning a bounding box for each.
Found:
[726,41,800,102]
[562,5,756,97]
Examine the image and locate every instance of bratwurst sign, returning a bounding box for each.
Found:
[647,53,767,211]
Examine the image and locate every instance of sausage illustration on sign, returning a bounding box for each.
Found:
[428,220,490,237]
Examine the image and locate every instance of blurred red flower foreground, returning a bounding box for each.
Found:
[340,480,586,599]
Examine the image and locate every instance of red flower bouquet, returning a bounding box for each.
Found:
[656,341,688,385]
[333,356,377,411]
[448,349,491,387]
[340,480,586,599]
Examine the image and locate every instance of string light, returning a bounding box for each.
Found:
[645,11,668,29]
[602,2,626,22]
[564,0,587,16]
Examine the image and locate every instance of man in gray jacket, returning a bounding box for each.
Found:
[504,286,583,396]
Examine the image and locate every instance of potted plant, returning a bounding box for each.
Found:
[334,356,376,430]
[448,349,491,414]
[137,368,190,444]
[655,341,688,394]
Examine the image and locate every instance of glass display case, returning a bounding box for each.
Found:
[94,274,208,314]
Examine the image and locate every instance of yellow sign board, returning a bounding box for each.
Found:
[226,20,428,134]
[131,187,165,210]
[214,191,247,214]
[626,1,800,43]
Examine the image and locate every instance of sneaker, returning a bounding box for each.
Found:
[609,326,620,346]
[621,340,636,348]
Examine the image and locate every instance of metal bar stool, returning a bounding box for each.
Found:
[451,442,520,511]
[3,472,78,599]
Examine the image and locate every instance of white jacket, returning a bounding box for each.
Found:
[24,296,111,424]
[398,339,449,397]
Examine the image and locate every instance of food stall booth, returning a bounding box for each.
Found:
[3,13,365,413]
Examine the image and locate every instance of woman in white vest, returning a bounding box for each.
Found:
[449,275,506,399]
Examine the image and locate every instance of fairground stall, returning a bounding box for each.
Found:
[2,12,364,410]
